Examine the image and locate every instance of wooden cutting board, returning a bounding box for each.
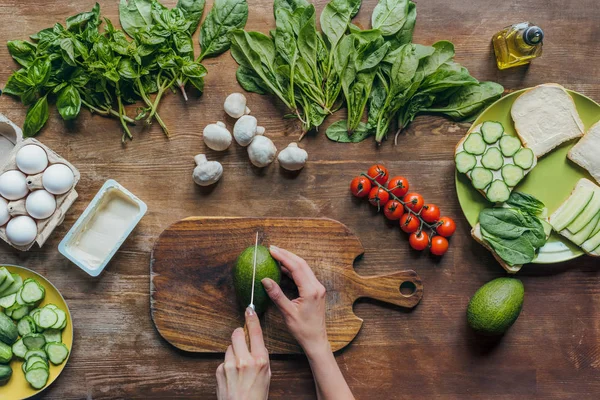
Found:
[150,217,423,354]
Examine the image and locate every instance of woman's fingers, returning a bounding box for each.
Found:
[245,307,267,357]
[231,327,251,361]
[262,278,295,317]
[269,246,318,291]
[216,363,227,400]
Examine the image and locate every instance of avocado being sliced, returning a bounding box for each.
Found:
[233,245,281,314]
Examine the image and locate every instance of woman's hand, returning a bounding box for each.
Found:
[262,246,329,358]
[216,307,271,400]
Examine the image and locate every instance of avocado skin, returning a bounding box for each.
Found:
[233,245,281,314]
[467,277,524,335]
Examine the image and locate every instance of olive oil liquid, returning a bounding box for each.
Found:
[492,22,543,70]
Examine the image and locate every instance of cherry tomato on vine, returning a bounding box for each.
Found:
[403,193,424,213]
[421,204,440,223]
[436,217,456,237]
[350,176,372,198]
[409,231,430,251]
[400,214,419,233]
[367,164,389,185]
[383,200,404,220]
[368,187,390,209]
[430,236,449,256]
[386,176,409,198]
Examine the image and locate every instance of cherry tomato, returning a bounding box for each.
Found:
[350,176,372,198]
[430,236,449,256]
[400,213,419,233]
[409,231,430,251]
[403,193,424,213]
[421,204,441,223]
[386,176,409,198]
[436,216,456,237]
[367,164,389,185]
[368,187,390,209]
[383,200,404,220]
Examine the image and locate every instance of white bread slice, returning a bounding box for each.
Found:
[549,178,600,257]
[511,83,584,158]
[471,224,522,274]
[568,121,600,185]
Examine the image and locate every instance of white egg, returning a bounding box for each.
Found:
[43,164,74,195]
[0,198,10,226]
[0,170,29,200]
[16,145,49,174]
[26,190,56,220]
[6,215,37,246]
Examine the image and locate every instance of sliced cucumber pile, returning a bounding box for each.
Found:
[0,268,70,389]
[455,121,537,203]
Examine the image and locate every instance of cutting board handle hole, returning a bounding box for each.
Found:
[399,281,417,297]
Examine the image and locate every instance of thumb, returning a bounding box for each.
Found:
[262,278,294,316]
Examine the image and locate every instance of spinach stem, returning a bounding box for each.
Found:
[135,78,170,137]
[116,90,133,141]
[81,99,135,124]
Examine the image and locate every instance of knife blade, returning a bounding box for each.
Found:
[249,231,259,311]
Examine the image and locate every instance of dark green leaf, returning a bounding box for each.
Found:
[23,96,49,137]
[27,58,51,87]
[199,0,249,59]
[481,228,536,267]
[182,62,207,78]
[119,0,153,37]
[66,3,100,32]
[174,32,194,54]
[6,40,37,68]
[371,0,409,37]
[326,120,372,142]
[506,192,546,216]
[176,0,205,33]
[320,0,361,48]
[60,38,76,65]
[479,208,533,240]
[3,70,34,97]
[56,85,81,120]
[187,76,205,91]
[118,58,140,79]
[423,81,504,120]
[236,66,270,95]
[273,0,309,16]
[394,0,416,46]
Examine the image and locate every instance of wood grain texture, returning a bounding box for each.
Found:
[151,217,423,354]
[0,0,598,398]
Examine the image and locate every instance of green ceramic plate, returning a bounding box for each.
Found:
[456,88,600,263]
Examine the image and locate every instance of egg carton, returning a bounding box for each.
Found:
[0,138,80,251]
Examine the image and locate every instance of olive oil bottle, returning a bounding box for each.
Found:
[492,22,544,70]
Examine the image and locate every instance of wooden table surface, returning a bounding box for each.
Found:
[0,0,599,399]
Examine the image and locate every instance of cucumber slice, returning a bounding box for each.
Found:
[463,133,486,155]
[42,329,62,344]
[44,304,58,310]
[499,135,522,157]
[571,212,600,246]
[45,342,69,365]
[481,121,504,144]
[11,305,30,320]
[513,148,535,169]
[470,167,493,190]
[486,180,511,203]
[20,281,45,305]
[37,308,58,329]
[24,349,47,361]
[11,339,27,359]
[551,186,594,231]
[27,361,48,372]
[0,269,14,294]
[481,147,504,170]
[455,152,477,173]
[0,274,22,298]
[25,356,47,371]
[22,333,46,350]
[568,191,600,234]
[583,229,600,253]
[17,316,37,336]
[502,164,524,187]
[25,367,49,389]
[591,212,600,238]
[51,308,67,330]
[0,294,16,309]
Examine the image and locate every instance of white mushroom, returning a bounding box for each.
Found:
[192,154,223,186]
[224,93,251,119]
[277,142,308,171]
[247,135,277,168]
[203,121,232,151]
[234,115,265,147]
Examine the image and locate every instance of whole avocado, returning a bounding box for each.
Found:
[233,245,281,314]
[467,277,524,335]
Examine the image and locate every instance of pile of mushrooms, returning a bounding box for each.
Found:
[194,93,308,186]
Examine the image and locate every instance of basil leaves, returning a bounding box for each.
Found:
[2,0,248,141]
[479,192,548,266]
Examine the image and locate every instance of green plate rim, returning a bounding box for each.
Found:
[455,87,600,264]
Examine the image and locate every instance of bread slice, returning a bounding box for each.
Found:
[549,178,600,257]
[568,121,600,185]
[511,83,584,158]
[471,224,522,274]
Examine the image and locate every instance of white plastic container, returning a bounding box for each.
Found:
[59,180,147,276]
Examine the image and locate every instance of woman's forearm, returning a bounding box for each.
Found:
[306,344,355,400]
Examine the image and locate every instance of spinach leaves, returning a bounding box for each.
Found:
[479,192,548,266]
[2,0,248,141]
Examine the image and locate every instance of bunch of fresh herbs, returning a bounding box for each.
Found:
[2,0,248,141]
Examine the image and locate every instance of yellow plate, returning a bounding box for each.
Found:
[455,89,600,263]
[0,265,72,400]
